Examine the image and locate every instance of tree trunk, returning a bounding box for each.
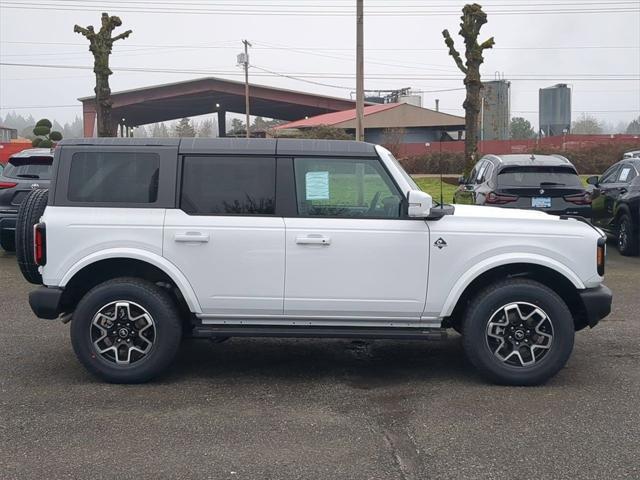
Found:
[463,79,482,176]
[95,72,116,137]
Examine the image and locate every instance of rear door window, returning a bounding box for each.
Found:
[497,166,582,188]
[3,157,53,180]
[68,152,160,203]
[180,156,276,215]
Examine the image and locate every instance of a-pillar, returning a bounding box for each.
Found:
[217,110,226,138]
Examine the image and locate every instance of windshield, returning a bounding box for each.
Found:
[3,157,53,180]
[375,145,419,190]
[497,166,582,188]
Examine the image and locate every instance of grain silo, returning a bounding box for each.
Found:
[481,80,511,140]
[539,84,572,137]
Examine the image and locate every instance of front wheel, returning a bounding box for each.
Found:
[462,279,575,386]
[70,278,182,383]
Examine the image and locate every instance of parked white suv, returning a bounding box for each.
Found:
[19,138,611,385]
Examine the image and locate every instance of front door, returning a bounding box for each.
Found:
[592,164,622,229]
[283,156,430,321]
[163,155,285,316]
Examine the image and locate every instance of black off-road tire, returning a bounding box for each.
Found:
[0,232,15,252]
[617,213,639,257]
[462,278,575,386]
[16,188,48,284]
[70,277,183,384]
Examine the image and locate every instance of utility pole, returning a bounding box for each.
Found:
[355,0,364,141]
[239,39,252,138]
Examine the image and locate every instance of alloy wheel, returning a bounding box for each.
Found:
[485,302,554,367]
[90,301,157,365]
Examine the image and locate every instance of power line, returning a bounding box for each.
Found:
[2,40,637,52]
[1,2,638,16]
[2,62,638,82]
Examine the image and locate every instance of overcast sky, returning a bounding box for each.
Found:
[1,0,639,130]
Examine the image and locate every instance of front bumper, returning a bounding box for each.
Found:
[29,286,64,319]
[578,284,612,328]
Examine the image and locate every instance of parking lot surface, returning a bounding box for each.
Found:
[1,248,638,480]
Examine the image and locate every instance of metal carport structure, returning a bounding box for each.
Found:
[78,77,362,138]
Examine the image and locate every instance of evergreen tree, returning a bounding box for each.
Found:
[627,116,640,134]
[173,118,196,137]
[510,117,536,140]
[229,118,245,135]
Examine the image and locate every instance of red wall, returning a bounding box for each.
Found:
[0,142,33,164]
[397,134,640,157]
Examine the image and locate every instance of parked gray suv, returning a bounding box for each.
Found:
[0,149,53,251]
[454,154,592,219]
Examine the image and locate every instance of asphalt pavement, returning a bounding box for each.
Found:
[0,247,638,479]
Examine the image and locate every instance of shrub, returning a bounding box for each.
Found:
[400,142,640,175]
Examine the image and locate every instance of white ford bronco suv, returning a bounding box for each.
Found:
[18,138,612,385]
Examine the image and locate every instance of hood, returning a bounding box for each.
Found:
[451,204,555,221]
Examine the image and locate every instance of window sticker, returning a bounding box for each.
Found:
[305,171,330,200]
[619,168,630,182]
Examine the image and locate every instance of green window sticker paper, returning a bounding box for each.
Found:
[306,171,330,200]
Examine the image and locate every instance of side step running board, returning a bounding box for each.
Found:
[192,325,447,340]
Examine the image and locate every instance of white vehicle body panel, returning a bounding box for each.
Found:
[40,206,202,313]
[163,209,285,316]
[283,217,430,320]
[425,205,602,317]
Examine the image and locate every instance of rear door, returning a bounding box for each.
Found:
[163,155,285,317]
[283,156,430,322]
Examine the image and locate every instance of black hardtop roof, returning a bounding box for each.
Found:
[57,137,377,157]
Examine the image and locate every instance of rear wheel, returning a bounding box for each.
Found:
[617,214,639,256]
[70,277,182,383]
[16,188,48,284]
[462,279,574,386]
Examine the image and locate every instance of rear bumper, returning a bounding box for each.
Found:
[29,286,64,320]
[0,213,17,236]
[578,284,612,328]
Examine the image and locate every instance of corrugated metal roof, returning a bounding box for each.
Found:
[274,103,401,130]
[275,102,465,130]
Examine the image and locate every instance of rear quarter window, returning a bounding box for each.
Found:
[497,166,582,188]
[68,152,160,203]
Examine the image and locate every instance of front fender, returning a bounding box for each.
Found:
[58,248,202,313]
[439,253,585,317]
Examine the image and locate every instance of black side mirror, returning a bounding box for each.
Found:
[586,175,599,186]
[458,175,467,185]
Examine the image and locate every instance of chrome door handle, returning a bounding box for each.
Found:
[295,234,331,245]
[174,232,210,243]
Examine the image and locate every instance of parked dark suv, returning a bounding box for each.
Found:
[0,148,53,251]
[454,154,591,218]
[587,158,640,256]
